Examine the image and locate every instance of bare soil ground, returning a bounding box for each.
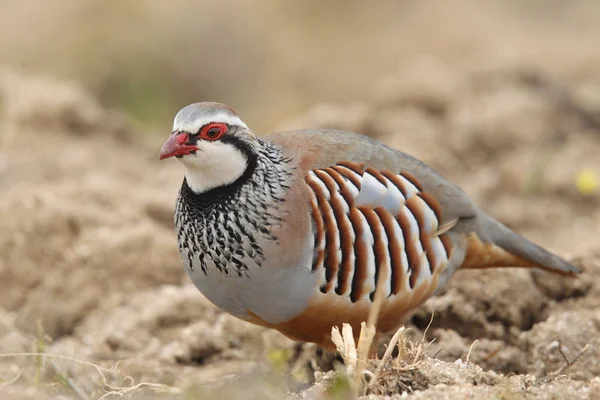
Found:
[0,62,599,399]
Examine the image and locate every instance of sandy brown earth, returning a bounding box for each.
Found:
[0,62,599,399]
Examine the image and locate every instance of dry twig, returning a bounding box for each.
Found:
[548,341,590,378]
[466,339,479,364]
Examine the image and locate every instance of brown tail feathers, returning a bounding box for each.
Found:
[459,211,581,276]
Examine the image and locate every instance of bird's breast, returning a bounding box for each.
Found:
[174,197,319,324]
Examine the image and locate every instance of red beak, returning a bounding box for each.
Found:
[159,133,198,160]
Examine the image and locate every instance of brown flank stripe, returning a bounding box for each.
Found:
[314,170,355,296]
[334,210,355,296]
[361,206,389,301]
[405,196,427,234]
[380,170,408,198]
[375,207,404,295]
[323,167,356,206]
[332,165,362,191]
[348,207,368,303]
[306,175,338,292]
[365,166,390,188]
[308,194,325,272]
[396,209,421,289]
[418,191,443,223]
[399,171,424,192]
[336,160,365,175]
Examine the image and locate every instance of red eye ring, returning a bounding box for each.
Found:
[200,122,227,141]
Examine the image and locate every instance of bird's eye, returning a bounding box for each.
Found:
[200,123,227,141]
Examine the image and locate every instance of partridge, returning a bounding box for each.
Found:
[159,102,580,350]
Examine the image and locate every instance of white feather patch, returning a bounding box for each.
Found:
[415,251,432,286]
[342,175,360,198]
[180,141,248,193]
[355,172,387,206]
[430,237,447,272]
[380,181,406,215]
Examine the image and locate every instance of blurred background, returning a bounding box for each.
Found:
[1,1,600,398]
[2,0,600,132]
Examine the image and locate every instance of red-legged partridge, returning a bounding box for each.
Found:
[159,102,580,350]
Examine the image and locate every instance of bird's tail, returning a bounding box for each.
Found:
[459,210,581,276]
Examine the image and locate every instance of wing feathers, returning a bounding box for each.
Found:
[307,161,453,303]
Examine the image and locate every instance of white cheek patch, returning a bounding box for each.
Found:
[173,113,249,134]
[180,142,248,193]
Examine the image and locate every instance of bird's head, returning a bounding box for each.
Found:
[160,102,259,193]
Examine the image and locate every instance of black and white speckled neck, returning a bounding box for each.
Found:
[175,139,293,277]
